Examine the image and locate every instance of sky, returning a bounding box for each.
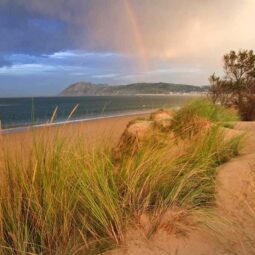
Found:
[1,0,255,97]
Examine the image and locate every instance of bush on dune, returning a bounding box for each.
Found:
[208,50,255,121]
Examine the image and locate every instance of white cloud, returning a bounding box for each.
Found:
[0,64,56,75]
[148,68,201,74]
[0,63,88,76]
[46,50,126,59]
[92,73,118,79]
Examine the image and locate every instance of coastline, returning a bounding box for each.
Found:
[0,110,152,149]
[0,94,197,132]
[0,109,154,135]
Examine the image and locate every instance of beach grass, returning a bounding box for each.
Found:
[171,98,239,137]
[0,99,243,254]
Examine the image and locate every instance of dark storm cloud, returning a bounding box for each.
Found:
[1,0,255,57]
[0,1,72,55]
[11,0,254,56]
[0,55,10,67]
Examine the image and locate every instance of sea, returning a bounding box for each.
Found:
[0,95,198,130]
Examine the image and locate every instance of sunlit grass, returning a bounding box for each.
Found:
[171,98,239,138]
[0,99,244,254]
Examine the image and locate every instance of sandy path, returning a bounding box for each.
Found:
[233,121,255,154]
[215,123,255,254]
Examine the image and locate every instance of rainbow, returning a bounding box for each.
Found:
[123,0,148,71]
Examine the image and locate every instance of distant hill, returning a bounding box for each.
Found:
[60,82,208,96]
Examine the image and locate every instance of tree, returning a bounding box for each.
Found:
[209,50,255,120]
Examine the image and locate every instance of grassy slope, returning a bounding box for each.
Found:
[0,99,243,255]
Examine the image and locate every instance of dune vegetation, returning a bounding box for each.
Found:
[0,99,245,254]
[209,50,255,121]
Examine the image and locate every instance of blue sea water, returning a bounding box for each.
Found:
[0,95,197,129]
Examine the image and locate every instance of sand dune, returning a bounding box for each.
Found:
[109,122,255,255]
[1,113,255,255]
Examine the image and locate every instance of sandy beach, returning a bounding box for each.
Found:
[0,112,150,149]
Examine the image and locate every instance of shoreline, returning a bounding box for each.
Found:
[0,109,155,135]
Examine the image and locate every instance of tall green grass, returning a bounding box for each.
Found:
[116,126,242,212]
[0,100,243,254]
[0,133,123,254]
[176,99,239,122]
[171,99,239,137]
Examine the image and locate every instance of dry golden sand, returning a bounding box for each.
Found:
[0,113,149,173]
[0,113,149,149]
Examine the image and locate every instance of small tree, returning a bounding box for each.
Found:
[209,50,255,120]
